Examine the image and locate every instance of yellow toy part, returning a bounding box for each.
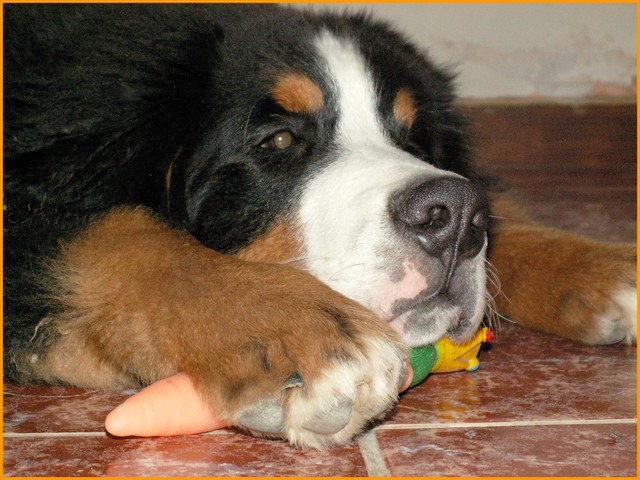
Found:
[431,327,493,373]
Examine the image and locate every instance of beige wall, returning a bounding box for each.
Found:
[291,3,636,100]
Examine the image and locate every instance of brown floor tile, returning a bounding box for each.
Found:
[377,423,637,477]
[378,422,636,477]
[3,384,130,434]
[3,433,368,477]
[389,323,636,426]
[528,198,636,243]
[485,165,636,242]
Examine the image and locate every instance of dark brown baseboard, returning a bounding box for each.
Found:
[460,104,637,243]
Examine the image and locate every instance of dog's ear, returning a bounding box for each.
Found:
[144,27,228,226]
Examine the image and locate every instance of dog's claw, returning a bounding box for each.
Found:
[283,372,304,389]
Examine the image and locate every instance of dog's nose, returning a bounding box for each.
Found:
[390,177,489,289]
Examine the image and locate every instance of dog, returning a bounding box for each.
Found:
[3,4,636,449]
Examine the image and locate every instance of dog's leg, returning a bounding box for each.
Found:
[488,194,637,344]
[9,207,405,448]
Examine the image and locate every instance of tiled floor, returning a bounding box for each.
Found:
[3,324,636,477]
[3,104,637,476]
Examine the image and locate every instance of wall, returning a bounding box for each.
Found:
[293,3,636,100]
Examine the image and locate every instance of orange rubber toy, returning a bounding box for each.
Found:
[105,373,227,437]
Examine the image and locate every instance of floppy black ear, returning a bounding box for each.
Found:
[145,27,228,223]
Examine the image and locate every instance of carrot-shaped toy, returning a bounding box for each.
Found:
[105,372,228,437]
[105,328,490,438]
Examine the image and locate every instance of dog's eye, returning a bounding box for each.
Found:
[261,130,295,150]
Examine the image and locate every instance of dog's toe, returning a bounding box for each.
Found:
[301,397,354,435]
[237,397,286,434]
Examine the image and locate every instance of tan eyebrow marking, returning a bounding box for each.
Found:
[393,88,418,129]
[271,72,324,114]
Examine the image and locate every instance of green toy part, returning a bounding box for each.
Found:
[407,344,439,388]
[407,327,493,389]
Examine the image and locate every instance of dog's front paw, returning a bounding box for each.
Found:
[235,331,404,449]
[491,228,637,344]
[187,266,406,449]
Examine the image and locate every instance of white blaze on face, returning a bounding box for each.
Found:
[299,32,447,305]
[297,31,486,342]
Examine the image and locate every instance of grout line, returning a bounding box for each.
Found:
[5,418,636,440]
[358,430,391,477]
[375,418,637,431]
[3,431,107,438]
[4,429,235,439]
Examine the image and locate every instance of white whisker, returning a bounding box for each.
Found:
[278,257,367,283]
[243,93,269,149]
[482,258,517,340]
[329,263,366,281]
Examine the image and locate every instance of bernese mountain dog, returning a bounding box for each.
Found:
[4,4,636,448]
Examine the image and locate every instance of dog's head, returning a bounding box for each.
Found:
[167,7,489,346]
